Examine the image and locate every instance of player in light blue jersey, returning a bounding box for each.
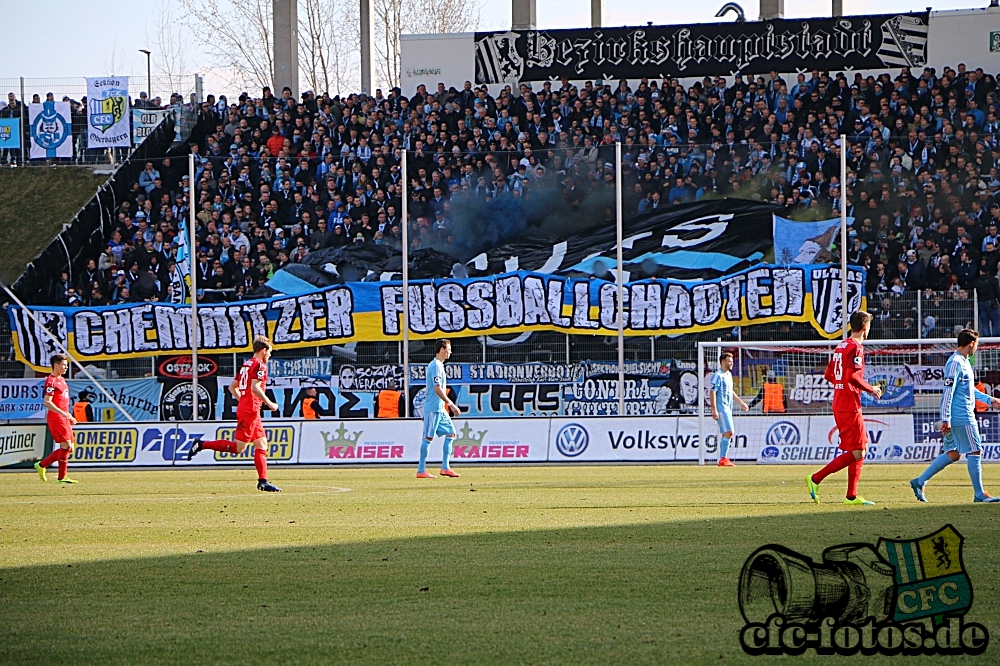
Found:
[911,329,1000,503]
[710,352,749,466]
[417,339,461,479]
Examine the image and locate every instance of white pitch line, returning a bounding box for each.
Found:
[1,487,353,504]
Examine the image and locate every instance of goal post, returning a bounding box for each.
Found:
[695,338,1000,466]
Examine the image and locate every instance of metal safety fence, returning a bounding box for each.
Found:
[0,74,201,167]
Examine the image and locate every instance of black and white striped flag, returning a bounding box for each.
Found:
[474,32,524,85]
[11,308,67,368]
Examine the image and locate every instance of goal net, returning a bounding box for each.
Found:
[696,338,1000,466]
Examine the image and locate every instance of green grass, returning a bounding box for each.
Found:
[2,464,999,665]
[0,168,106,282]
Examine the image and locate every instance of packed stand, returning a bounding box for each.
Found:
[28,65,997,327]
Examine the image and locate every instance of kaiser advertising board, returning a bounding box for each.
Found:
[297,418,548,464]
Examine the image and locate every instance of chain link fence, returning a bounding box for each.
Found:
[0,74,200,167]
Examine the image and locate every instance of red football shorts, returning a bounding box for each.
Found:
[235,410,265,443]
[47,416,73,444]
[834,410,867,451]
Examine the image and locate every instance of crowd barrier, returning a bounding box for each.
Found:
[3,415,1000,468]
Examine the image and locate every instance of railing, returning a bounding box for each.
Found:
[0,74,201,166]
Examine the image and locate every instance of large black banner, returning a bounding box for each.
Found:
[474,13,928,84]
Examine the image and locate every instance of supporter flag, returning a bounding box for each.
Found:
[10,308,67,368]
[86,77,131,148]
[28,102,72,159]
[176,214,192,303]
[132,107,171,146]
[0,118,20,149]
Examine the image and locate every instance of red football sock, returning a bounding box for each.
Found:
[254,448,268,481]
[39,449,62,468]
[846,459,864,500]
[57,448,69,480]
[201,439,238,453]
[811,451,855,484]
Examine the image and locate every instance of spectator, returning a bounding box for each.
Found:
[974,267,1000,336]
[12,60,989,322]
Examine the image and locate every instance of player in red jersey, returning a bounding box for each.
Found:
[187,335,282,492]
[34,354,78,484]
[806,311,883,505]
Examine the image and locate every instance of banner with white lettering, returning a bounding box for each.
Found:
[8,264,866,371]
[474,13,929,84]
[87,77,130,148]
[0,380,47,419]
[132,108,170,145]
[785,365,915,410]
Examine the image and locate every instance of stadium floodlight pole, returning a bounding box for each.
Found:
[615,141,625,417]
[0,281,137,422]
[189,152,199,421]
[401,148,410,417]
[840,134,848,339]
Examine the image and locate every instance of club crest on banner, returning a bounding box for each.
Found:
[86,77,131,148]
[29,101,72,159]
[89,89,126,132]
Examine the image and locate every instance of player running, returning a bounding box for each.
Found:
[416,339,460,479]
[806,311,883,505]
[187,335,282,492]
[34,354,78,484]
[710,351,748,466]
[910,329,1000,503]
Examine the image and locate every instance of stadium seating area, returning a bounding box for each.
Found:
[21,65,1000,327]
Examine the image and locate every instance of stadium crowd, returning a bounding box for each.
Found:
[19,64,1000,325]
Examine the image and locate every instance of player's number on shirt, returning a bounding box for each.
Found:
[238,365,250,391]
[833,354,843,381]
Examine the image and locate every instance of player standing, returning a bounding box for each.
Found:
[416,339,460,479]
[710,352,748,466]
[34,354,78,484]
[910,329,1000,503]
[187,335,282,492]
[806,311,883,505]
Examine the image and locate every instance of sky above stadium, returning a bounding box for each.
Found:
[0,0,981,80]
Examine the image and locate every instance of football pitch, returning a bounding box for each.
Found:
[2,464,999,665]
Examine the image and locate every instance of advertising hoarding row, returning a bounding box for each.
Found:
[7,413,979,468]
